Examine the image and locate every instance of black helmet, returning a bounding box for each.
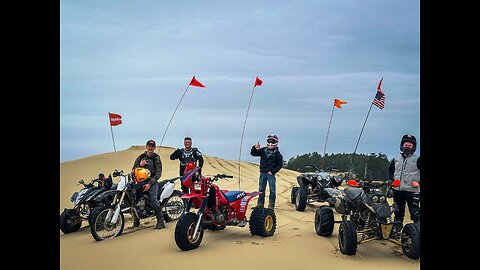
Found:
[400,134,416,154]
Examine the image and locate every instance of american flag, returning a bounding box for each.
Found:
[372,90,385,109]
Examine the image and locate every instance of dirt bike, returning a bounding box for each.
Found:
[88,169,185,241]
[174,162,277,251]
[291,164,343,211]
[60,173,113,234]
[314,179,420,260]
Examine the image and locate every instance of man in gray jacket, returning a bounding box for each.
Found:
[388,134,420,227]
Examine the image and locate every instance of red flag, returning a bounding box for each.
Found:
[334,98,348,109]
[377,78,383,92]
[189,76,205,88]
[254,76,263,87]
[109,112,122,126]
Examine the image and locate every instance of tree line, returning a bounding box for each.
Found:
[285,152,390,180]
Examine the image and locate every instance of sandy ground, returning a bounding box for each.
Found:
[60,146,420,270]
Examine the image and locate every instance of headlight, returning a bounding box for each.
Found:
[194,182,202,191]
[372,195,379,203]
[379,196,386,203]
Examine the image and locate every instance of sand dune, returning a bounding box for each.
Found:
[60,146,420,270]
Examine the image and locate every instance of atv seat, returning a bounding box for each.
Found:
[345,187,363,201]
[222,191,247,202]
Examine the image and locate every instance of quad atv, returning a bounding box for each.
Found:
[290,164,343,211]
[60,173,114,234]
[314,179,420,260]
[174,162,276,251]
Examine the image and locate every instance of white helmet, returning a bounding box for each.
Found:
[266,134,279,149]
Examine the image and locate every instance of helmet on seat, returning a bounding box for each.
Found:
[400,134,417,154]
[132,167,151,183]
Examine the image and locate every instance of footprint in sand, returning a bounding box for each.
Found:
[236,240,243,244]
[292,227,300,230]
[392,247,404,256]
[251,241,263,245]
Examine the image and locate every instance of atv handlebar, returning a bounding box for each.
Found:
[359,180,391,189]
[112,169,125,177]
[304,164,338,173]
[77,178,104,188]
[211,174,234,181]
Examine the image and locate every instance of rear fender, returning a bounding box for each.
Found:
[158,181,175,201]
[296,175,306,188]
[235,191,261,220]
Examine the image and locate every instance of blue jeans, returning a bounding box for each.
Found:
[257,172,276,207]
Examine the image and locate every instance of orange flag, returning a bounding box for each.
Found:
[334,98,348,109]
[189,76,205,88]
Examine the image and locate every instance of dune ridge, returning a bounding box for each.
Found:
[60,146,419,270]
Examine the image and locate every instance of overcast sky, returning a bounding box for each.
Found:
[60,0,420,166]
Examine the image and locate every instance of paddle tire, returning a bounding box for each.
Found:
[291,187,299,203]
[314,205,334,236]
[295,188,308,211]
[249,207,276,237]
[339,220,357,255]
[401,222,420,260]
[174,212,204,251]
[88,205,125,241]
[60,210,82,234]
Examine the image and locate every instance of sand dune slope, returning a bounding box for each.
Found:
[60,146,420,270]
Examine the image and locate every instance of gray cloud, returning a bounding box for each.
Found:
[60,0,420,165]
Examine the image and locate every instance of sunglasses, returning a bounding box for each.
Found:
[267,139,277,144]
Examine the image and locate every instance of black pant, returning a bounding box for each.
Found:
[393,189,420,223]
[181,182,189,194]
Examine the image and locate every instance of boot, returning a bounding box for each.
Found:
[133,217,140,228]
[267,203,275,210]
[154,210,166,230]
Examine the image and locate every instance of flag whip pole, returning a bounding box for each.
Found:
[322,102,335,170]
[158,85,190,152]
[349,103,373,177]
[109,119,119,169]
[238,85,256,190]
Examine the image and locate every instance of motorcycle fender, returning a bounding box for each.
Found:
[159,181,175,201]
[181,193,205,209]
[235,191,261,220]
